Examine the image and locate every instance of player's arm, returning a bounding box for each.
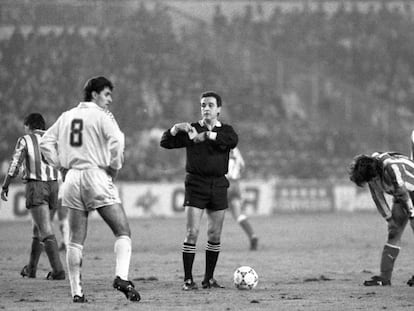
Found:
[368,183,392,221]
[101,113,124,173]
[40,116,62,168]
[1,137,27,201]
[395,186,414,218]
[199,124,238,150]
[160,123,192,149]
[385,163,414,218]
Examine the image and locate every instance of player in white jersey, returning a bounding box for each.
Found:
[349,152,414,287]
[40,76,140,303]
[226,147,258,250]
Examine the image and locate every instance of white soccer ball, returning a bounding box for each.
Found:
[233,266,259,290]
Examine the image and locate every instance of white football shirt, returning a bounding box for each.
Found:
[40,102,124,170]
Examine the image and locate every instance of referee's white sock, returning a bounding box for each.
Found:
[67,242,84,297]
[114,235,131,280]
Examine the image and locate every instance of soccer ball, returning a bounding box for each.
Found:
[233,266,259,290]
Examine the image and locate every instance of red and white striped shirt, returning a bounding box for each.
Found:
[7,130,58,181]
[368,152,414,219]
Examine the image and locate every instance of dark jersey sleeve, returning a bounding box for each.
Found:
[212,124,238,150]
[160,128,191,149]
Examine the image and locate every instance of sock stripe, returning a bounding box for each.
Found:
[42,234,56,243]
[182,243,196,253]
[206,242,221,252]
[237,215,247,223]
[68,242,84,251]
[385,243,401,250]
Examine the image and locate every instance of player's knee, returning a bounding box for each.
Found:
[388,227,403,241]
[207,229,221,242]
[186,228,199,242]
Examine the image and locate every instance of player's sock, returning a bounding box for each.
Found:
[204,241,221,282]
[28,237,43,273]
[43,234,64,273]
[59,218,70,248]
[237,215,255,239]
[182,242,196,281]
[380,243,401,281]
[114,235,131,280]
[67,242,84,297]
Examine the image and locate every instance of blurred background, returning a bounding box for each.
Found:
[0,0,413,217]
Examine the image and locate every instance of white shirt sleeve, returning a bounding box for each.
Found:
[40,116,62,168]
[101,114,124,170]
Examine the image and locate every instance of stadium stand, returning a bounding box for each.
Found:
[1,1,413,181]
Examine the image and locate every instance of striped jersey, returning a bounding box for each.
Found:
[40,102,124,170]
[368,152,414,219]
[7,130,58,181]
[226,147,245,181]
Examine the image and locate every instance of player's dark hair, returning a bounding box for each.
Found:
[83,76,114,101]
[24,113,46,130]
[348,154,380,187]
[201,91,222,107]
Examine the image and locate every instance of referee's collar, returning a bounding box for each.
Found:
[198,120,222,128]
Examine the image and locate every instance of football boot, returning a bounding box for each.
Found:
[363,275,391,286]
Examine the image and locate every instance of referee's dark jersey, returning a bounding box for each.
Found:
[160,121,238,178]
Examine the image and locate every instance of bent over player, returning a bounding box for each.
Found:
[1,113,65,280]
[349,151,414,286]
[40,76,140,303]
[160,91,238,290]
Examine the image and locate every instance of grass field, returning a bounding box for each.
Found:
[2,212,414,310]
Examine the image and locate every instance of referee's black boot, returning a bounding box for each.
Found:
[363,275,391,286]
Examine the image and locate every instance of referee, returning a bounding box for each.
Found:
[161,91,238,290]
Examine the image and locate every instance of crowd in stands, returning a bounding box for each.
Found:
[1,1,414,181]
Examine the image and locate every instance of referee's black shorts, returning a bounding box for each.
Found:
[184,173,229,211]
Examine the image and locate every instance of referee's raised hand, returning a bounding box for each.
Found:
[171,122,192,135]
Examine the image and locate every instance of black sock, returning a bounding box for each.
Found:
[380,244,400,281]
[43,235,64,273]
[28,237,43,275]
[204,241,220,282]
[182,242,196,282]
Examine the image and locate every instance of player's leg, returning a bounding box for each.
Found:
[66,207,88,301]
[97,203,140,302]
[97,203,132,280]
[182,206,204,290]
[202,208,226,288]
[229,196,258,250]
[30,203,65,279]
[21,221,43,278]
[61,169,88,302]
[365,201,408,286]
[57,199,69,251]
[403,194,414,286]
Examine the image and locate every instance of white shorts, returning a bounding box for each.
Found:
[62,168,121,211]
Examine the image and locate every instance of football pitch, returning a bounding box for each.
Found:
[2,212,414,310]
